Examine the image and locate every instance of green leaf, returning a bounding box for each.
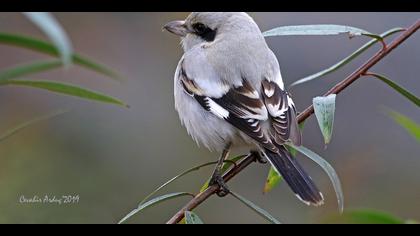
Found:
[263,121,305,193]
[118,192,194,224]
[0,109,68,142]
[313,94,337,145]
[23,12,73,66]
[140,161,219,207]
[199,155,247,193]
[263,24,373,37]
[287,144,344,213]
[324,209,404,224]
[0,80,127,107]
[230,191,281,224]
[0,33,123,81]
[263,167,283,194]
[0,60,62,81]
[184,211,204,224]
[368,73,420,107]
[386,109,420,143]
[289,28,405,88]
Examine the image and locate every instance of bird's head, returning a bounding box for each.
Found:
[163,12,261,52]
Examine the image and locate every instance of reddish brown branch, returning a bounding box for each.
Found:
[166,19,420,224]
[297,19,419,122]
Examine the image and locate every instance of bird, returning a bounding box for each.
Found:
[164,12,324,206]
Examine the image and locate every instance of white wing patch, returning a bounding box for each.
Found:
[205,97,230,119]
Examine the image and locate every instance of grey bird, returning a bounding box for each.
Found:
[164,12,324,206]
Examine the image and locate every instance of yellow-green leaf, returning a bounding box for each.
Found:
[386,109,420,143]
[263,167,282,194]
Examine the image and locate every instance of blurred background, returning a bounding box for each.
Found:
[0,12,418,224]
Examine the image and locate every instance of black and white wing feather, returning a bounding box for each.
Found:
[261,79,302,146]
[178,58,301,150]
[180,68,278,152]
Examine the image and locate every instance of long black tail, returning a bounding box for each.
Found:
[264,146,324,206]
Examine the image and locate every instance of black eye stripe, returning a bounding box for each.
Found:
[192,23,217,42]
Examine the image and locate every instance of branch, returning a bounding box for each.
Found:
[297,19,420,122]
[166,19,420,224]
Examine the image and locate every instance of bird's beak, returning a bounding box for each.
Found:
[163,20,189,37]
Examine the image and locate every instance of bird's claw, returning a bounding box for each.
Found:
[252,151,267,164]
[209,171,230,197]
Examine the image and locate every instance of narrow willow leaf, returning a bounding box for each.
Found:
[313,94,337,145]
[0,80,127,107]
[289,28,405,88]
[263,167,282,194]
[199,155,247,193]
[386,109,420,143]
[140,161,219,206]
[0,60,62,81]
[0,33,123,81]
[368,73,420,107]
[184,211,204,224]
[288,144,344,213]
[23,12,73,66]
[0,109,68,142]
[132,158,243,224]
[230,191,281,224]
[263,121,305,193]
[324,209,404,224]
[118,192,193,224]
[263,24,372,37]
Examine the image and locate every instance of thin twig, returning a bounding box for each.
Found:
[166,19,420,224]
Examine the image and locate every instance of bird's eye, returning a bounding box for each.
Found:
[192,22,217,42]
[193,23,207,34]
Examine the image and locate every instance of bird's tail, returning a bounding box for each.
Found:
[264,145,324,206]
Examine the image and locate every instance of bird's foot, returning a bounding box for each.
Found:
[251,151,267,164]
[209,171,230,197]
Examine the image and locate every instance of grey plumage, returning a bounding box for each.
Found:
[166,12,324,206]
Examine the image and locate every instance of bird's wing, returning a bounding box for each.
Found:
[178,53,278,152]
[261,79,302,146]
[178,47,301,150]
